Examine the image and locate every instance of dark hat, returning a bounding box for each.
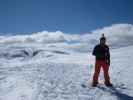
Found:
[100,33,106,41]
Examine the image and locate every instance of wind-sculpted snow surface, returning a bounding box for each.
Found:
[0,43,133,100]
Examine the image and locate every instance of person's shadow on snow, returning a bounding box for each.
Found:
[98,86,133,100]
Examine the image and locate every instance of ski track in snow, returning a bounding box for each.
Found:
[0,44,133,100]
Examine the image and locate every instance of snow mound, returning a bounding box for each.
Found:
[0,42,133,100]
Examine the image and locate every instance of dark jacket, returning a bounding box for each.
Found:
[92,44,110,65]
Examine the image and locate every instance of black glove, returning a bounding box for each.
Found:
[106,59,110,66]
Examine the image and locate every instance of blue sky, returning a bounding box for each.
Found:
[0,0,133,34]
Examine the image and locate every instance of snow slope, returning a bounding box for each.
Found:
[0,41,133,100]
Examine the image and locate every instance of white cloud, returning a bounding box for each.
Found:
[91,24,133,47]
[79,24,133,49]
[0,23,133,52]
[0,31,80,44]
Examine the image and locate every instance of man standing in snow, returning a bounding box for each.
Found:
[92,34,112,87]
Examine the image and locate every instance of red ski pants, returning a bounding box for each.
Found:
[93,60,110,84]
